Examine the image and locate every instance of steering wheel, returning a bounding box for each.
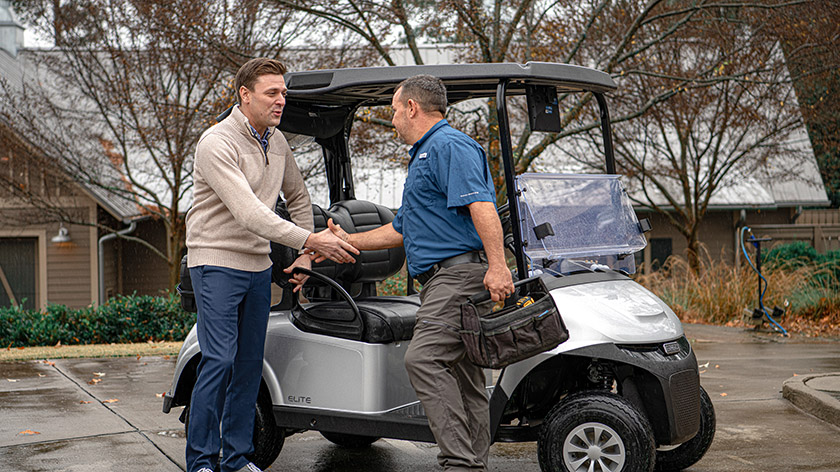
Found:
[290,267,361,320]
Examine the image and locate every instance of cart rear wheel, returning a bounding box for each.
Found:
[320,431,380,448]
[538,391,655,472]
[183,389,284,470]
[249,389,285,469]
[655,386,715,471]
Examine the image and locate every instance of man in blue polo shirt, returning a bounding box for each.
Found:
[325,75,514,471]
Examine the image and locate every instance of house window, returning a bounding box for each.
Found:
[0,238,37,310]
[650,238,672,272]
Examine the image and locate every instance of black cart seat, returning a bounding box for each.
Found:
[271,199,417,344]
[292,295,419,344]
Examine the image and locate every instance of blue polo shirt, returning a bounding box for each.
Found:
[392,119,496,277]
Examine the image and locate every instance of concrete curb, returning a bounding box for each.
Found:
[782,373,840,428]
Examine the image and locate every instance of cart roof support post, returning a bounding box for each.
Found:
[496,79,527,279]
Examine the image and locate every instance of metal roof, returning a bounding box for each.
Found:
[0,48,143,222]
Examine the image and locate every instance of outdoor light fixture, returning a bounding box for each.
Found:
[51,223,72,244]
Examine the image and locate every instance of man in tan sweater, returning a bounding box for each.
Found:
[184,58,358,472]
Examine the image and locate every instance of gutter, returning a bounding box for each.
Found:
[97,221,137,306]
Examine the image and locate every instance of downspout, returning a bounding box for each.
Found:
[735,209,747,267]
[98,221,137,306]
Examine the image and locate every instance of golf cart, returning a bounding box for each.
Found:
[163,62,715,472]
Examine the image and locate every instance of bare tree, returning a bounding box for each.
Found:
[269,0,834,274]
[1,0,312,289]
[768,1,840,207]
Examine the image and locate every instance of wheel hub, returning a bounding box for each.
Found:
[563,422,626,472]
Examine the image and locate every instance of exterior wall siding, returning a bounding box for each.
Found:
[120,219,171,296]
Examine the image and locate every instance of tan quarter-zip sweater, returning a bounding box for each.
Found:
[186,105,314,271]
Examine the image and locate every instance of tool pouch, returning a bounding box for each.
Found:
[460,276,568,369]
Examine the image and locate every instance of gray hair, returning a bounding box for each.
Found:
[395,75,447,115]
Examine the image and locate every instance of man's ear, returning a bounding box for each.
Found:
[239,85,250,104]
[406,98,417,118]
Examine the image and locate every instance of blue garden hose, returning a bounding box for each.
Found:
[740,226,789,336]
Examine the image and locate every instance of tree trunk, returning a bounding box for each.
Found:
[685,230,701,275]
[167,218,186,291]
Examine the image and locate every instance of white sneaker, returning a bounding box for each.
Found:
[196,468,214,472]
[235,463,263,472]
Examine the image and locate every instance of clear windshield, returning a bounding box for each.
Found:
[516,173,647,275]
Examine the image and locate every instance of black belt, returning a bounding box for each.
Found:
[414,250,486,285]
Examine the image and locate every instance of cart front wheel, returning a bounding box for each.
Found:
[655,386,715,471]
[538,391,655,472]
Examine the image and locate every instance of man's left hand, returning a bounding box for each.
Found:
[485,264,514,303]
[283,254,312,292]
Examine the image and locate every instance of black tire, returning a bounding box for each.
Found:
[183,389,285,470]
[249,389,285,470]
[320,431,380,448]
[655,386,715,471]
[538,391,656,472]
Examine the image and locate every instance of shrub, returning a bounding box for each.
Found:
[764,241,819,268]
[376,270,420,296]
[0,292,194,348]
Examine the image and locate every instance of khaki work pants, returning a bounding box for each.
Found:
[405,262,491,471]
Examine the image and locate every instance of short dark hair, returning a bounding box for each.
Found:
[234,58,287,104]
[396,75,447,115]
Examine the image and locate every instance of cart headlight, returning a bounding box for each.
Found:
[662,341,681,355]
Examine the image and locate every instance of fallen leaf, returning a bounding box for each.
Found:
[793,373,798,376]
[79,400,91,404]
[102,398,119,403]
[136,354,141,360]
[38,374,45,378]
[715,365,720,369]
[88,378,102,385]
[18,430,40,435]
[93,372,106,377]
[43,360,55,366]
[7,379,19,382]
[17,347,25,350]
[720,393,728,397]
[163,355,170,360]
[54,341,61,347]
[155,393,164,398]
[698,362,710,369]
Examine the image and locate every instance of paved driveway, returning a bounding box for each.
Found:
[2,324,840,471]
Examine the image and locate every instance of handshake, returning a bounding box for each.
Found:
[283,219,356,292]
[303,218,357,264]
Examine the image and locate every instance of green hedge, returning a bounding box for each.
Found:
[0,293,195,348]
[764,241,840,282]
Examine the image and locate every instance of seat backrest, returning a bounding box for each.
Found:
[269,199,405,301]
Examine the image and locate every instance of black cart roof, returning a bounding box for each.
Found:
[280,62,616,138]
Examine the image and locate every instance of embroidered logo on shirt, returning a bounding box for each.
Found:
[418,152,428,159]
[460,191,479,198]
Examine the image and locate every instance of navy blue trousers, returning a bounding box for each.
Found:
[186,265,271,472]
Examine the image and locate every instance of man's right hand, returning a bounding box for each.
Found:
[304,226,360,264]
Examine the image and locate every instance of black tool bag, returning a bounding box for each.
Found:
[176,255,197,313]
[460,276,568,369]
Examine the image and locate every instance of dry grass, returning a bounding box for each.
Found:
[635,247,840,336]
[0,341,183,362]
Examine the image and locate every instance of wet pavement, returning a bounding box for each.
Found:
[1,323,840,471]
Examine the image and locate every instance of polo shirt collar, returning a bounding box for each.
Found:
[409,119,448,160]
